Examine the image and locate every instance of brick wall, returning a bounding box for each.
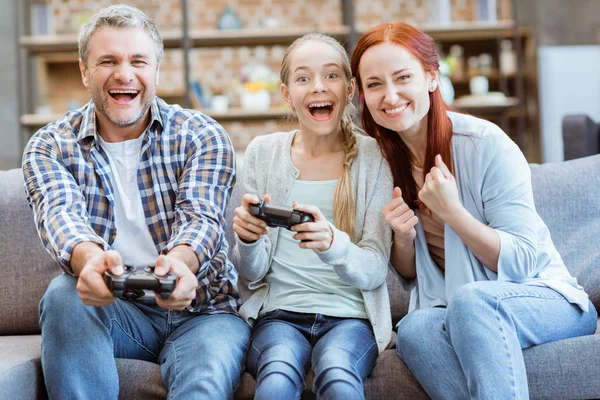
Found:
[42,0,511,149]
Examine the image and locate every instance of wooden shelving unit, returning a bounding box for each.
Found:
[17,0,535,154]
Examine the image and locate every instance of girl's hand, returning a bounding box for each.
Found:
[418,154,463,223]
[382,187,418,246]
[232,193,270,243]
[290,202,333,252]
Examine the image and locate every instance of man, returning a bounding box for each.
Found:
[22,5,250,399]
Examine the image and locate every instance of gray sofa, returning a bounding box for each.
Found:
[2,153,600,399]
[563,114,600,160]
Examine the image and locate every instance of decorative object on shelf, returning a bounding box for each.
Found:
[262,18,281,29]
[189,81,211,109]
[427,0,451,25]
[67,100,80,110]
[467,56,479,77]
[438,59,455,104]
[241,87,271,112]
[30,3,53,35]
[211,94,230,113]
[477,53,494,75]
[447,45,466,82]
[469,75,489,95]
[216,6,243,30]
[476,0,497,21]
[499,39,517,76]
[239,63,278,112]
[35,105,54,116]
[75,12,94,28]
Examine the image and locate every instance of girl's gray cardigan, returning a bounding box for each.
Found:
[230,130,394,353]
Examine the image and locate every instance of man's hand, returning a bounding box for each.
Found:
[76,249,123,306]
[153,253,198,310]
[383,187,418,246]
[418,154,464,223]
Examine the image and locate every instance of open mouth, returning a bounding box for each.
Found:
[384,103,409,116]
[108,89,140,104]
[307,101,335,121]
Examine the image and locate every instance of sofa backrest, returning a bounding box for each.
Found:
[562,114,600,160]
[3,154,598,335]
[530,154,600,309]
[0,169,59,335]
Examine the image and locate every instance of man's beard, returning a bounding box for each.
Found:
[92,87,155,128]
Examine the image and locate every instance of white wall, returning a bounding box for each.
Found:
[538,46,600,162]
[0,0,21,170]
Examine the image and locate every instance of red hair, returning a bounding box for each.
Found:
[350,22,454,209]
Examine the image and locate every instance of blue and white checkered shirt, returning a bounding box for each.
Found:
[22,98,241,314]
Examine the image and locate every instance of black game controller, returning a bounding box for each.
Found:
[249,200,314,230]
[104,266,176,300]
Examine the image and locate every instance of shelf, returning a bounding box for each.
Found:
[187,26,350,48]
[450,71,516,85]
[20,107,292,127]
[21,114,63,127]
[207,107,291,121]
[19,26,351,54]
[21,98,520,128]
[452,96,519,112]
[356,20,520,41]
[419,20,517,40]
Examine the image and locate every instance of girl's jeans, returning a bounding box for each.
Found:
[247,309,378,400]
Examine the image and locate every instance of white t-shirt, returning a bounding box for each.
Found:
[261,179,367,319]
[98,134,158,267]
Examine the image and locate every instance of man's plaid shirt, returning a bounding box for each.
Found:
[22,98,241,314]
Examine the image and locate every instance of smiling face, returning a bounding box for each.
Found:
[79,26,159,139]
[358,42,437,138]
[281,40,354,137]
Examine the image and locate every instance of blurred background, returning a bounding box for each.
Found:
[1,0,599,170]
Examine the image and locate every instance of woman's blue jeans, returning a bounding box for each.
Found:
[247,309,378,400]
[39,274,251,400]
[396,281,598,400]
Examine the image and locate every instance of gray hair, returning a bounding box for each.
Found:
[78,4,164,67]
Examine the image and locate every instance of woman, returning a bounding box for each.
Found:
[350,22,597,399]
[230,33,393,400]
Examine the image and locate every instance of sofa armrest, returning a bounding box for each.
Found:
[562,114,600,160]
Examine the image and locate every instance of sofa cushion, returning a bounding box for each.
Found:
[365,349,428,399]
[0,335,42,375]
[0,335,45,399]
[530,155,600,309]
[525,332,600,399]
[0,170,59,335]
[115,359,166,400]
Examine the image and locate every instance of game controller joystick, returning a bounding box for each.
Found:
[248,200,314,230]
[104,265,176,300]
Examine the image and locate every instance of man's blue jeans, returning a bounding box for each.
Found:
[247,309,378,400]
[396,281,598,400]
[39,274,251,400]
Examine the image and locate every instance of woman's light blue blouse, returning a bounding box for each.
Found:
[397,112,589,313]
